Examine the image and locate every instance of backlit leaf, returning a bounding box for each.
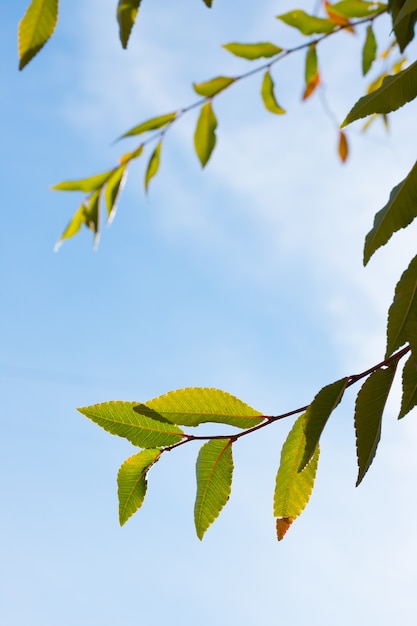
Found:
[119,144,144,165]
[399,354,417,418]
[105,165,127,222]
[193,76,235,97]
[54,203,86,251]
[277,10,336,34]
[78,401,184,447]
[354,364,397,485]
[362,24,377,75]
[18,0,58,70]
[194,102,217,167]
[300,377,349,470]
[303,45,320,100]
[330,0,387,18]
[52,170,113,192]
[194,439,233,539]
[386,254,417,357]
[363,161,417,265]
[274,414,320,541]
[338,130,349,162]
[261,71,286,114]
[118,449,161,525]
[222,42,283,60]
[117,0,142,49]
[134,387,264,428]
[144,141,162,192]
[342,60,417,126]
[83,190,101,249]
[120,112,176,139]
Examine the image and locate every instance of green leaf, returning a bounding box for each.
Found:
[261,71,286,114]
[117,0,142,49]
[84,190,101,249]
[362,24,377,75]
[78,401,184,447]
[342,60,417,126]
[104,165,127,222]
[202,0,213,6]
[399,354,417,418]
[300,377,349,470]
[274,414,320,541]
[393,0,417,27]
[194,439,233,540]
[389,0,417,51]
[303,44,320,100]
[193,76,236,97]
[331,1,387,17]
[120,113,176,139]
[222,42,283,60]
[52,170,114,192]
[144,142,162,192]
[18,0,58,70]
[354,364,397,486]
[134,388,264,428]
[54,203,87,251]
[363,161,417,265]
[118,449,162,525]
[277,10,336,35]
[194,102,217,167]
[386,255,417,357]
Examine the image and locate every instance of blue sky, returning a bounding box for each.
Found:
[2,1,417,624]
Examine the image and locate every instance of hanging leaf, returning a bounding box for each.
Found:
[386,254,417,357]
[399,354,417,418]
[261,71,286,114]
[299,377,349,470]
[118,449,162,525]
[78,401,184,447]
[202,0,213,6]
[303,45,320,100]
[120,112,176,139]
[194,439,233,539]
[363,161,417,265]
[354,364,397,486]
[18,0,59,70]
[342,60,417,126]
[362,24,377,75]
[193,76,236,97]
[222,42,283,60]
[274,414,320,541]
[52,170,114,192]
[194,102,217,167]
[144,141,162,192]
[105,165,127,222]
[117,0,141,49]
[277,11,336,35]
[390,0,417,51]
[83,190,101,249]
[338,130,349,162]
[134,388,264,428]
[54,203,87,251]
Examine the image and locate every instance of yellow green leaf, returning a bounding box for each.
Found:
[144,142,162,192]
[222,42,282,60]
[277,10,336,35]
[193,76,235,97]
[194,102,217,167]
[117,0,142,49]
[18,0,58,70]
[120,112,176,139]
[118,449,162,525]
[261,71,286,114]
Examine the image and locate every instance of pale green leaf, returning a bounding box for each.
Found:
[135,387,264,428]
[120,113,176,139]
[399,354,417,418]
[194,439,233,540]
[118,449,161,525]
[363,161,417,265]
[274,414,319,541]
[277,10,336,35]
[193,76,235,97]
[261,71,286,114]
[52,170,113,192]
[331,1,387,17]
[104,165,127,222]
[354,364,397,486]
[78,401,184,447]
[194,102,217,167]
[222,42,283,60]
[18,0,58,70]
[300,377,349,470]
[117,0,142,49]
[144,142,162,192]
[386,254,417,357]
[362,24,377,75]
[342,61,417,126]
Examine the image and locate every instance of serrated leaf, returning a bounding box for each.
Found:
[18,0,58,70]
[194,102,217,167]
[330,0,387,17]
[193,76,235,97]
[118,449,161,525]
[134,388,264,428]
[300,377,349,470]
[338,130,349,162]
[399,354,417,418]
[78,401,184,447]
[362,24,377,75]
[222,41,282,60]
[105,165,127,222]
[52,170,114,192]
[363,161,417,265]
[144,142,162,192]
[261,71,286,114]
[390,0,417,51]
[277,10,336,34]
[194,439,233,539]
[354,364,397,485]
[303,45,320,100]
[117,0,142,49]
[386,254,417,357]
[342,60,417,126]
[274,414,319,541]
[120,112,176,139]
